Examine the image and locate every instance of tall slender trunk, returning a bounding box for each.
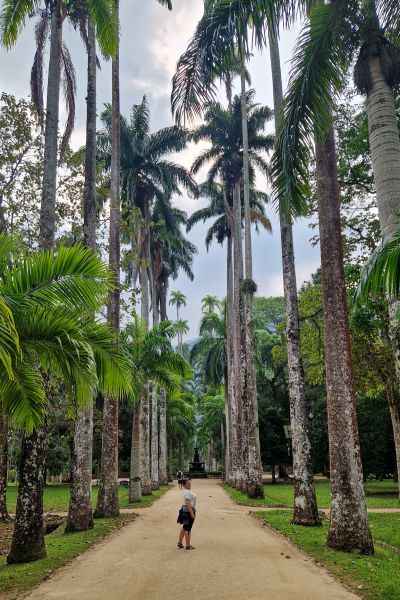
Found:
[269,31,319,525]
[9,2,65,563]
[158,388,168,485]
[315,125,373,554]
[95,1,120,518]
[0,406,9,521]
[240,65,263,499]
[225,234,236,484]
[386,384,400,494]
[139,209,151,495]
[66,17,97,534]
[150,274,160,490]
[168,439,173,482]
[129,406,141,502]
[220,418,225,476]
[232,182,245,489]
[39,0,64,250]
[365,50,400,496]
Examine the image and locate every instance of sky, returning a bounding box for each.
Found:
[0,0,321,337]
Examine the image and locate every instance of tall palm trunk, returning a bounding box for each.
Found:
[129,406,142,502]
[168,439,173,482]
[95,0,120,518]
[158,275,168,486]
[66,18,97,533]
[39,0,64,249]
[0,406,9,521]
[315,125,373,554]
[151,281,160,490]
[225,233,237,484]
[8,1,65,563]
[364,44,400,494]
[139,203,151,495]
[269,32,319,524]
[240,65,263,499]
[232,182,245,489]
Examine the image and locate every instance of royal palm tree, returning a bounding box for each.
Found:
[0,240,131,563]
[172,0,319,522]
[169,290,187,321]
[202,295,221,314]
[151,201,197,484]
[121,317,191,501]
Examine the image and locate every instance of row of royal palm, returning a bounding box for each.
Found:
[270,0,400,552]
[188,93,273,495]
[97,94,196,497]
[121,317,191,501]
[151,201,197,484]
[197,389,225,472]
[0,239,131,563]
[96,0,174,518]
[166,390,196,477]
[0,0,120,534]
[172,0,359,539]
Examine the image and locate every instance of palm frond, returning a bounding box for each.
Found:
[0,0,41,48]
[0,360,46,431]
[87,0,119,57]
[30,8,49,127]
[270,0,358,218]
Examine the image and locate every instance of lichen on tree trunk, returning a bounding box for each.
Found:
[151,384,159,490]
[129,406,141,502]
[158,388,168,485]
[315,126,373,554]
[95,0,121,519]
[0,406,9,521]
[8,426,47,564]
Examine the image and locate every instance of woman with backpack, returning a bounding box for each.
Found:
[177,478,197,550]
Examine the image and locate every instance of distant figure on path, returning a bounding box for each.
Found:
[177,479,197,550]
[177,469,184,489]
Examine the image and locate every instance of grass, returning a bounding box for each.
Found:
[0,514,135,599]
[223,479,400,509]
[255,510,400,600]
[5,484,171,513]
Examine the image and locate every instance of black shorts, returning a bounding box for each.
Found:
[183,514,195,532]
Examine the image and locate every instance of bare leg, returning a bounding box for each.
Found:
[177,527,185,547]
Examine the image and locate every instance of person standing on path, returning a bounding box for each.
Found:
[177,469,184,490]
[177,479,197,550]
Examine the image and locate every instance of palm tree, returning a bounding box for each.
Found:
[171,0,319,520]
[0,240,131,563]
[188,181,272,486]
[151,201,197,485]
[174,319,190,355]
[0,0,118,250]
[169,290,187,321]
[167,390,196,478]
[202,295,221,314]
[189,92,273,495]
[122,317,191,501]
[67,6,105,533]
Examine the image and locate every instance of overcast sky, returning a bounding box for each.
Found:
[0,0,320,337]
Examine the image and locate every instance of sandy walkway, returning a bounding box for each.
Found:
[24,480,358,600]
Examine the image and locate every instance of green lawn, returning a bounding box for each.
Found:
[0,514,134,598]
[5,484,171,513]
[223,479,400,509]
[255,511,400,600]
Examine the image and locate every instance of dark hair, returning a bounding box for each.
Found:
[182,478,190,486]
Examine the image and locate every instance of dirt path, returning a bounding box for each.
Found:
[23,480,358,600]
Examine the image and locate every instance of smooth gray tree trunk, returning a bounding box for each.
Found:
[0,406,9,521]
[269,31,319,525]
[365,51,400,497]
[95,0,120,518]
[66,18,97,533]
[232,183,245,490]
[158,388,168,485]
[240,65,263,499]
[129,406,142,502]
[315,125,373,554]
